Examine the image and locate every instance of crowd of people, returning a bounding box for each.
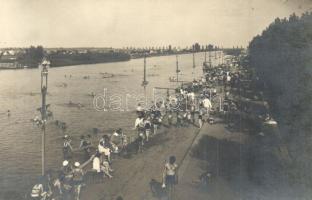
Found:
[29,62,240,200]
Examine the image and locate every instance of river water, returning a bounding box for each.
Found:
[0,52,220,195]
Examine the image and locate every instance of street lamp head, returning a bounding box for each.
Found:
[39,58,50,73]
[42,59,50,66]
[141,80,148,87]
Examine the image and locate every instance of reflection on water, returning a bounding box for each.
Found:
[0,52,220,194]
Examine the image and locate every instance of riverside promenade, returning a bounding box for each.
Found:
[80,116,249,200]
[80,108,304,200]
[81,123,202,200]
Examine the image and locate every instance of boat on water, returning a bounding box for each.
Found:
[169,76,177,82]
[99,72,114,78]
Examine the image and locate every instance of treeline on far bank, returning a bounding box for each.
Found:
[248,12,312,185]
[17,46,131,68]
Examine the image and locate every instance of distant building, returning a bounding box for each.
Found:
[0,50,17,61]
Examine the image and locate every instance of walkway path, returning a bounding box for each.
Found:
[81,124,202,200]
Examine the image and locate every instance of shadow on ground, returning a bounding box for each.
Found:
[191,135,242,181]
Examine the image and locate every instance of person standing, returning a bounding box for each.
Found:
[136,103,144,116]
[79,135,90,160]
[72,162,84,200]
[144,117,152,142]
[187,111,192,125]
[176,112,182,128]
[167,111,173,126]
[134,115,144,131]
[63,135,73,160]
[162,156,178,188]
[198,112,203,129]
[202,97,212,117]
[119,129,128,154]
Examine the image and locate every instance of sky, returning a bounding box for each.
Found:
[0,0,311,48]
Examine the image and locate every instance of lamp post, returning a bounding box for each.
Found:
[40,58,50,176]
[142,54,148,101]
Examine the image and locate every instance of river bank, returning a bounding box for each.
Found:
[48,52,131,67]
[0,50,218,70]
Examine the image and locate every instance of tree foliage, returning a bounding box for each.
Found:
[248,12,312,182]
[249,12,312,138]
[48,51,130,67]
[18,46,45,68]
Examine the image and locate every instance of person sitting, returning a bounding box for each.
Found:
[98,135,113,163]
[30,183,45,200]
[53,171,65,196]
[92,152,102,173]
[93,151,113,178]
[30,177,49,200]
[92,151,107,181]
[101,155,113,179]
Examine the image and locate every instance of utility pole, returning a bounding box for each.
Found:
[208,48,212,68]
[142,54,148,100]
[192,52,195,76]
[176,55,180,83]
[221,46,224,65]
[215,48,217,59]
[40,58,50,176]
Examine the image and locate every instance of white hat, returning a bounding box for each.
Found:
[62,160,69,166]
[64,135,69,139]
[74,162,80,167]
